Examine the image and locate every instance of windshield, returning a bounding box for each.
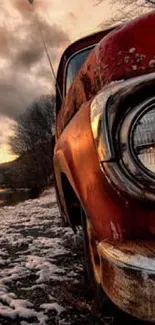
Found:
[65,47,93,94]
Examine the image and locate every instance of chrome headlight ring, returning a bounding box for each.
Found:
[131,105,155,177]
[119,97,155,186]
[90,72,155,201]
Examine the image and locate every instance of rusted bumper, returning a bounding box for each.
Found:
[97,241,155,321]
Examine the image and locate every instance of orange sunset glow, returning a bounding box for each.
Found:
[0,117,17,164]
[0,145,17,164]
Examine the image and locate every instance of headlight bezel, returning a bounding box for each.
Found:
[90,72,155,201]
[130,103,155,179]
[119,97,155,186]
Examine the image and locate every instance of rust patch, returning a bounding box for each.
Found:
[98,240,155,321]
[80,72,93,100]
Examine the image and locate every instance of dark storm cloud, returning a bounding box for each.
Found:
[0,70,49,118]
[16,49,43,69]
[12,0,69,68]
[9,0,70,70]
[40,21,70,47]
[0,1,70,118]
[13,0,52,20]
[0,26,10,57]
[36,64,54,83]
[14,20,69,70]
[0,26,16,58]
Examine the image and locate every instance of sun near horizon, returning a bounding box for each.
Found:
[0,144,18,164]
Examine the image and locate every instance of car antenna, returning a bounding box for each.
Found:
[28,0,63,103]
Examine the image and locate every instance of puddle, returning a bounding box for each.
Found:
[0,188,40,207]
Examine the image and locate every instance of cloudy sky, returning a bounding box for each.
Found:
[0,0,114,118]
[0,0,151,163]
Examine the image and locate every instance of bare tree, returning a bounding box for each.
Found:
[145,0,155,5]
[10,95,55,156]
[8,95,55,189]
[95,0,153,29]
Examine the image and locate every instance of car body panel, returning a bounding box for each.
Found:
[54,11,155,321]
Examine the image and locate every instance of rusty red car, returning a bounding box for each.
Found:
[53,11,155,321]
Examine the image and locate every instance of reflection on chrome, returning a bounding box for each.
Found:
[134,108,155,174]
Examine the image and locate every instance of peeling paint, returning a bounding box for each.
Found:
[124,56,129,63]
[129,47,136,53]
[132,65,137,70]
[110,221,119,240]
[98,240,155,321]
[149,59,155,68]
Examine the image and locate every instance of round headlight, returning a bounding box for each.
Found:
[133,108,155,175]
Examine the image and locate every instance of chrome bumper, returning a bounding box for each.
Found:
[97,240,155,321]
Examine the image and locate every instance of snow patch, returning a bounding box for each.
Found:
[40,302,65,315]
[0,187,82,324]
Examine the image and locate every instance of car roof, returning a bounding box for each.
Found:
[56,24,120,114]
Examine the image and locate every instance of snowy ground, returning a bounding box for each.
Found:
[0,188,150,325]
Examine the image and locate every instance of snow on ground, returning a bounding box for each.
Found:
[0,188,145,325]
[0,188,109,325]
